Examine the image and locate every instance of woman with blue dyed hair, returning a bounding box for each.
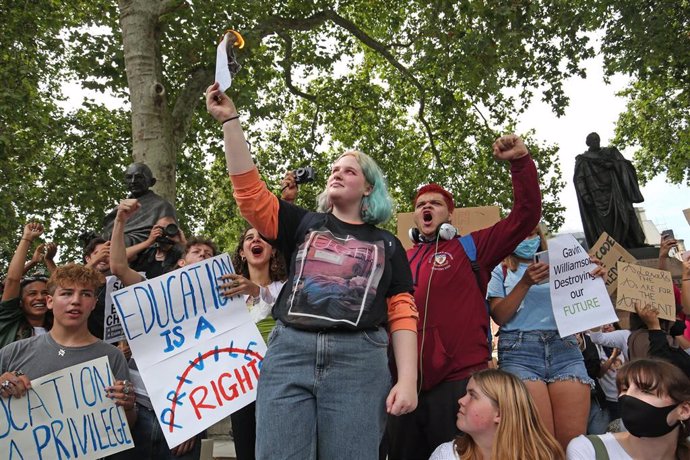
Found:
[206,82,419,460]
[316,149,393,224]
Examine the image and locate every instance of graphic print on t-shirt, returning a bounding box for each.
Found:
[287,229,385,326]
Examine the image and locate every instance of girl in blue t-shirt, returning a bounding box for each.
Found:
[487,226,603,450]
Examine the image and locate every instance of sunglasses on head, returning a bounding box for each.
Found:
[20,275,48,287]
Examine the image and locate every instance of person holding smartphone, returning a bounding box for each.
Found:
[487,226,606,449]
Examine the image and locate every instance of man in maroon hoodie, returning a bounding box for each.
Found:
[387,134,542,459]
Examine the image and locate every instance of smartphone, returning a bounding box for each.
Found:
[533,250,549,284]
[661,229,675,240]
[534,250,549,264]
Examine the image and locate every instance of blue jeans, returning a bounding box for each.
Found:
[588,395,611,434]
[498,330,594,386]
[129,405,202,460]
[255,322,391,460]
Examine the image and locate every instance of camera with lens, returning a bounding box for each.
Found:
[156,223,180,245]
[293,166,315,185]
[163,223,179,237]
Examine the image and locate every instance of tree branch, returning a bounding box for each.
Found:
[386,40,416,49]
[256,11,333,37]
[171,65,215,151]
[253,10,445,170]
[471,102,493,133]
[275,31,318,102]
[159,0,186,17]
[306,105,320,161]
[323,11,445,172]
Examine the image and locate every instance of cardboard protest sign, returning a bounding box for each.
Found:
[0,357,133,460]
[616,262,675,321]
[397,206,500,250]
[588,232,637,295]
[549,234,618,336]
[111,254,266,447]
[684,208,690,226]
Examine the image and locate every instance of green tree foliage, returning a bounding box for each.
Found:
[3,0,612,270]
[598,0,690,184]
[0,0,111,268]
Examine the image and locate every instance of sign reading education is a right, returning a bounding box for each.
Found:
[111,253,267,448]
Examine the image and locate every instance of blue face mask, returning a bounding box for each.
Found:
[513,237,541,259]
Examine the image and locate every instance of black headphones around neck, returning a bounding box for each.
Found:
[408,222,457,244]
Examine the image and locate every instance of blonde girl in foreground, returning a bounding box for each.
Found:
[430,368,564,460]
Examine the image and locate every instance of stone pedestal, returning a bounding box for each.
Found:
[627,246,660,260]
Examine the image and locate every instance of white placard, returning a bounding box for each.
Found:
[0,357,133,459]
[549,234,618,336]
[104,274,142,343]
[110,254,266,447]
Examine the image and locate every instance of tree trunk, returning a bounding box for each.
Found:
[118,0,176,202]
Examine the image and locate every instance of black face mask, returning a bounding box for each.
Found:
[619,394,680,438]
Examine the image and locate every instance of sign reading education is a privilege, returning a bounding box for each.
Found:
[588,232,637,295]
[549,234,618,336]
[615,262,675,321]
[111,253,267,448]
[0,356,133,460]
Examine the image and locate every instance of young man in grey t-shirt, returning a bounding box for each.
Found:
[0,263,137,427]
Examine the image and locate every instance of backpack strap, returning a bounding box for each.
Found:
[585,435,611,460]
[500,263,508,296]
[458,234,493,352]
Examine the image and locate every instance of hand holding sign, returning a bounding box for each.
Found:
[0,371,31,398]
[635,301,662,330]
[105,379,136,410]
[218,273,260,298]
[589,256,607,279]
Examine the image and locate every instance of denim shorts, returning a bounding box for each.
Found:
[498,330,594,386]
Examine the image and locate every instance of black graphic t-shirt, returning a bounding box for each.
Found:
[271,201,412,331]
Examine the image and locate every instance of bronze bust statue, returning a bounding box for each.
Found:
[574,133,646,249]
[102,163,177,246]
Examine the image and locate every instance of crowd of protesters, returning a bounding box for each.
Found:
[0,84,688,460]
